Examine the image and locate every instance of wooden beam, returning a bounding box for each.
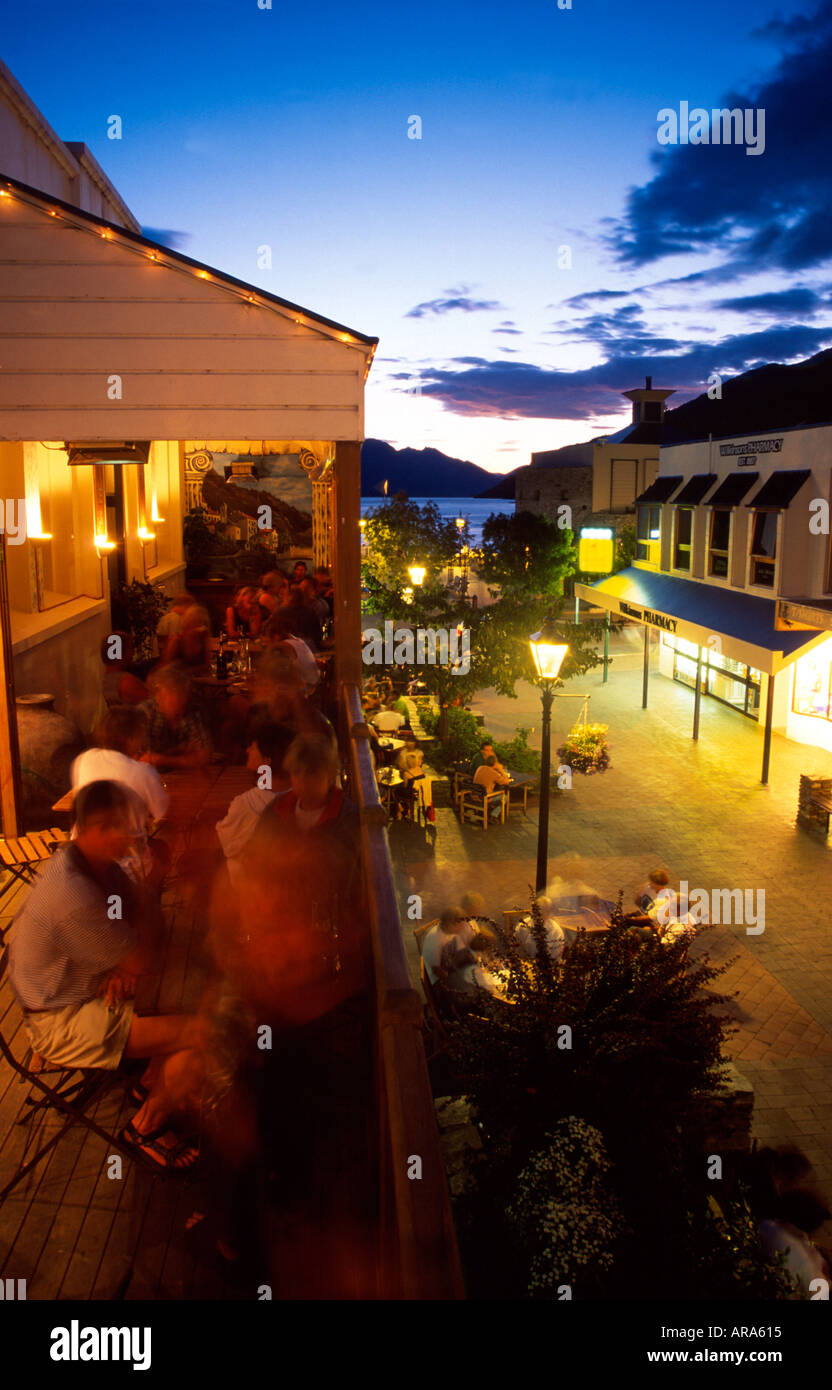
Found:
[0,537,23,834]
[332,441,362,690]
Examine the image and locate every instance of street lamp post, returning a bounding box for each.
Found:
[529,619,569,894]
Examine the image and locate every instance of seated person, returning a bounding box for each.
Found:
[633,866,672,913]
[299,575,330,627]
[100,632,148,706]
[257,570,288,615]
[628,885,699,945]
[264,614,320,692]
[422,907,506,1003]
[156,592,194,659]
[515,894,566,963]
[141,665,211,771]
[215,722,294,886]
[273,585,321,650]
[71,705,169,884]
[225,586,267,641]
[473,754,512,819]
[8,781,206,1170]
[372,699,406,734]
[313,566,334,617]
[160,603,212,672]
[396,735,432,815]
[468,740,497,777]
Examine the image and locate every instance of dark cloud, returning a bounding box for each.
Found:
[610,1,832,272]
[408,324,832,419]
[141,227,191,249]
[713,287,832,316]
[562,289,633,309]
[492,325,523,335]
[405,285,505,318]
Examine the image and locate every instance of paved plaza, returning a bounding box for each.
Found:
[391,626,832,1245]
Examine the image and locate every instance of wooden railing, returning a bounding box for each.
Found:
[341,683,465,1298]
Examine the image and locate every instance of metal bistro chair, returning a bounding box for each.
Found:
[0,942,159,1203]
[0,827,68,910]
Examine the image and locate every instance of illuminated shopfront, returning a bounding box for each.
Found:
[663,634,762,720]
[792,643,832,721]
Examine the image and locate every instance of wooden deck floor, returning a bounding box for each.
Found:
[0,765,379,1299]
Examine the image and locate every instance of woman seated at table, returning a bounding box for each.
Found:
[141,665,212,771]
[225,586,268,641]
[396,734,432,817]
[256,570,289,615]
[515,895,566,964]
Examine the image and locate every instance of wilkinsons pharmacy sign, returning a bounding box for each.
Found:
[619,601,678,632]
[719,438,784,468]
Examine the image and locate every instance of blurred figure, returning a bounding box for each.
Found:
[292,560,309,583]
[515,895,566,963]
[161,603,212,672]
[142,665,211,770]
[100,631,148,706]
[9,781,206,1171]
[72,705,168,885]
[300,575,330,627]
[257,570,289,614]
[313,566,334,618]
[156,592,194,659]
[264,614,320,693]
[215,722,294,886]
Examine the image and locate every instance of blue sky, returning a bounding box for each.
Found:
[3,0,831,472]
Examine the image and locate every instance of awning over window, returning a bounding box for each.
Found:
[574,567,824,675]
[671,474,717,505]
[634,475,682,504]
[706,472,759,507]
[747,470,811,509]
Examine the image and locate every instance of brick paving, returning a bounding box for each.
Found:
[390,627,832,1246]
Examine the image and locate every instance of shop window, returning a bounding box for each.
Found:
[792,649,832,720]
[749,510,778,588]
[673,508,693,571]
[636,504,661,565]
[708,508,731,578]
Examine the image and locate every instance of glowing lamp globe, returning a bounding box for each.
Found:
[529,621,568,682]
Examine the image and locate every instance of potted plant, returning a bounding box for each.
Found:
[117,579,169,665]
[556,721,610,774]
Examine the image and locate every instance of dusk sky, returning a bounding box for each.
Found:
[4,0,832,473]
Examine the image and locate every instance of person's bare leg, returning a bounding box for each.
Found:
[124,1013,205,1058]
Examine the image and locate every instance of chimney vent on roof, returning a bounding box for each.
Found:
[645,375,652,389]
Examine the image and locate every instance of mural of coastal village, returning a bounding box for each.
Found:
[183,451,315,587]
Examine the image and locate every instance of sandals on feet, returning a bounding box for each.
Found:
[120,1119,199,1173]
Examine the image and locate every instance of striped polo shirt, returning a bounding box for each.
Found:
[8,845,138,1012]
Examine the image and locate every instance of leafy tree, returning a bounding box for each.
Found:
[445,895,755,1298]
[362,501,606,743]
[478,509,575,600]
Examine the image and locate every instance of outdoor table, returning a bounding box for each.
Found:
[377,736,405,764]
[376,766,403,812]
[504,770,536,816]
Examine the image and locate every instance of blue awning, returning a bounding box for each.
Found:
[575,567,824,674]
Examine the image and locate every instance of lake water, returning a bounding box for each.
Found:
[360,496,514,548]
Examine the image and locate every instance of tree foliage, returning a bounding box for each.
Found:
[361,501,606,737]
